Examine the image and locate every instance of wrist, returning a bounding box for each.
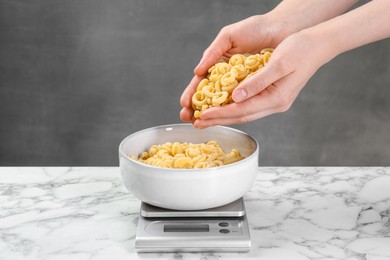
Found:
[298,27,339,66]
[264,0,358,44]
[277,28,337,73]
[261,12,294,44]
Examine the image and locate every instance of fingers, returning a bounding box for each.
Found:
[194,108,276,129]
[182,49,294,127]
[180,75,204,108]
[194,70,305,128]
[180,75,204,123]
[200,85,285,120]
[194,88,281,128]
[232,54,293,103]
[180,26,234,123]
[194,27,232,76]
[180,107,194,122]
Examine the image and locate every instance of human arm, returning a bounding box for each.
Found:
[184,0,390,128]
[180,0,358,123]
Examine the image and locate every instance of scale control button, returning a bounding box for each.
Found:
[219,229,230,234]
[218,222,229,227]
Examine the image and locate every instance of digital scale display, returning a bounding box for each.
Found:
[164,224,209,232]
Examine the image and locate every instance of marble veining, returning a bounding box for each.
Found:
[0,167,389,260]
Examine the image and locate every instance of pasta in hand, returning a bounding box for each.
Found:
[130,141,245,169]
[192,48,274,118]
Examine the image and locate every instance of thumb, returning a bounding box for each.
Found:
[232,58,291,102]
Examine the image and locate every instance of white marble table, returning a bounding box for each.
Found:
[0,167,389,260]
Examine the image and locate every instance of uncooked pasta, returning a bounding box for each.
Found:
[130,141,245,169]
[192,48,274,119]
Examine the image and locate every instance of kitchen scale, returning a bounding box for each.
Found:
[135,198,251,253]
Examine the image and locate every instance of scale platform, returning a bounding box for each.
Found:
[135,198,251,253]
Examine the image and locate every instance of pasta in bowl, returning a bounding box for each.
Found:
[119,124,259,210]
[131,141,245,169]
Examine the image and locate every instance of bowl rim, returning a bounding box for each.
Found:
[118,123,259,173]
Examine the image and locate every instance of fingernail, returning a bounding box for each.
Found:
[233,88,247,102]
[193,120,203,129]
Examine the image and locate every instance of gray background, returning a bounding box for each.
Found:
[0,0,389,166]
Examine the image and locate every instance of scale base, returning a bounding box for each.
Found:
[136,246,250,253]
[135,198,251,253]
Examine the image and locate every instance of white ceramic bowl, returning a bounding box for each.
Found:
[119,124,259,210]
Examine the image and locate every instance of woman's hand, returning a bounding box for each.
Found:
[179,14,286,123]
[189,31,332,128]
[180,0,359,126]
[180,0,389,128]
